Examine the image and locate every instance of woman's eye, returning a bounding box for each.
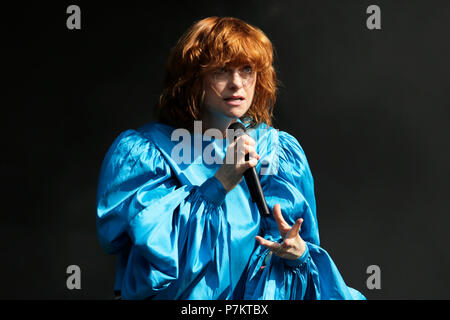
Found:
[214,68,227,74]
[242,66,253,74]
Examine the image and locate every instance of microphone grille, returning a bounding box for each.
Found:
[227,122,246,140]
[228,122,246,131]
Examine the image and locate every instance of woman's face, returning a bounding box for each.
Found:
[202,64,256,122]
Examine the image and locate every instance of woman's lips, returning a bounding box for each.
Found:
[224,97,245,106]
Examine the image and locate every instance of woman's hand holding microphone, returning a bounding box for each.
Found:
[214,134,259,193]
[214,134,306,260]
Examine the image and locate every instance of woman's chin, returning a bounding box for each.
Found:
[223,105,249,119]
[204,102,250,122]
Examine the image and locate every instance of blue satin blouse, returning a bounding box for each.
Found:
[96,121,365,300]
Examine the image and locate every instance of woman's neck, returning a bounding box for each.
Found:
[201,112,237,138]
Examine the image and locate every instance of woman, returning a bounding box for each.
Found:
[96,16,365,300]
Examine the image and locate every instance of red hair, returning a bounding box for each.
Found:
[156,17,277,130]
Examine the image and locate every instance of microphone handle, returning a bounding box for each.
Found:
[244,154,270,217]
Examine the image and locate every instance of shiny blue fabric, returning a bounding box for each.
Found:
[96,121,366,300]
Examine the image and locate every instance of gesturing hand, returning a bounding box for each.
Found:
[255,204,306,260]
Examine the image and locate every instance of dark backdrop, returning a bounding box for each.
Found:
[3,0,449,299]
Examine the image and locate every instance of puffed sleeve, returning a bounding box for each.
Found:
[243,131,365,300]
[96,129,227,299]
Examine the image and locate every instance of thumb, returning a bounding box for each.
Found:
[288,218,303,239]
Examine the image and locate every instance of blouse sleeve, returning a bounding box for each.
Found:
[243,131,365,300]
[96,130,227,300]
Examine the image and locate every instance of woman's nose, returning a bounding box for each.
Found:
[228,71,244,89]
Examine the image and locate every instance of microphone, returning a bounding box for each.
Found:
[228,122,270,217]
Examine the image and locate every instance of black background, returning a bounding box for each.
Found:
[2,0,449,299]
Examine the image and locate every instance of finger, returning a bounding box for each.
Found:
[226,142,256,165]
[244,144,259,159]
[225,140,238,164]
[272,204,291,236]
[237,134,256,146]
[233,136,255,154]
[255,236,282,253]
[287,218,303,239]
[235,141,258,164]
[255,235,265,245]
[246,150,260,161]
[244,157,258,170]
[239,146,259,167]
[228,137,253,151]
[238,144,259,160]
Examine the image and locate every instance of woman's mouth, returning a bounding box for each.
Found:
[224,96,245,106]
